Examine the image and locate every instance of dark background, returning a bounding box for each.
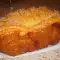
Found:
[0,0,60,17]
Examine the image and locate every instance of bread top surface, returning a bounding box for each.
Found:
[0,7,60,31]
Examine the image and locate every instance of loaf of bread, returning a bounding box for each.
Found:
[0,7,60,56]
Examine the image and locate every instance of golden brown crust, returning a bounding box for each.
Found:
[0,26,36,56]
[0,7,60,56]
